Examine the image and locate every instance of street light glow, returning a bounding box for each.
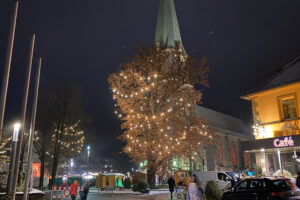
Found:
[12,122,21,141]
[87,145,90,150]
[14,123,21,130]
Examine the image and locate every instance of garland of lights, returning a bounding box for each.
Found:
[108,44,213,170]
[35,120,85,158]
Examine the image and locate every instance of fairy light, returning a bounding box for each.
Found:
[108,44,211,171]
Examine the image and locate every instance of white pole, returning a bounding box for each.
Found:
[11,34,36,200]
[277,150,283,176]
[264,152,269,176]
[0,0,19,143]
[23,58,42,200]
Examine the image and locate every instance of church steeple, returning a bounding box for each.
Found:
[155,0,184,50]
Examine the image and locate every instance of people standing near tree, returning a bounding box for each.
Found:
[168,175,175,199]
[70,180,78,200]
[79,181,90,200]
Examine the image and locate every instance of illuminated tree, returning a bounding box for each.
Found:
[34,121,84,188]
[108,44,212,187]
[34,84,88,188]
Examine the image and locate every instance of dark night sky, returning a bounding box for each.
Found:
[0,0,300,169]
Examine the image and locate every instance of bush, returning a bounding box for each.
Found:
[124,177,132,189]
[138,181,150,193]
[132,181,150,193]
[132,183,139,192]
[205,180,222,200]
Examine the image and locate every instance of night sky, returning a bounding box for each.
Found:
[1,0,300,169]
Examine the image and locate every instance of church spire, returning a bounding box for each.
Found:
[154,0,184,50]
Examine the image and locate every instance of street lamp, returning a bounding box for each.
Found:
[7,123,21,194]
[70,158,74,174]
[87,146,90,173]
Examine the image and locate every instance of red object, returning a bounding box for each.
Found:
[70,184,77,197]
[270,192,284,197]
[64,188,71,197]
[218,145,223,161]
[232,146,237,166]
[244,152,248,167]
[32,163,41,177]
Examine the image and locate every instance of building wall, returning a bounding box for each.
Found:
[206,129,249,171]
[249,82,300,139]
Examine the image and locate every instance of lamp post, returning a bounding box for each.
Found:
[87,146,90,174]
[70,158,74,174]
[7,123,21,194]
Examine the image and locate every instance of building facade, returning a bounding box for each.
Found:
[241,57,300,176]
[172,106,252,172]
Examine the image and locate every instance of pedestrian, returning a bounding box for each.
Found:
[168,175,175,199]
[193,174,200,186]
[176,181,183,199]
[70,180,78,200]
[79,181,90,200]
[296,172,300,188]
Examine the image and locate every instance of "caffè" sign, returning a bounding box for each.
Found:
[273,136,294,148]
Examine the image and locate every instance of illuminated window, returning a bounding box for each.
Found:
[279,95,298,120]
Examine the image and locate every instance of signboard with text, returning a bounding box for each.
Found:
[273,136,294,148]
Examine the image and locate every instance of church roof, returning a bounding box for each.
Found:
[195,106,252,138]
[154,0,184,50]
[243,56,300,97]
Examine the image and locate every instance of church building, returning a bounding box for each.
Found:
[153,0,252,172]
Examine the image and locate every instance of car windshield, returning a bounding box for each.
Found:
[226,172,238,179]
[270,180,297,192]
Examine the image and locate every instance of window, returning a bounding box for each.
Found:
[218,173,228,182]
[249,180,266,190]
[270,180,295,192]
[235,181,248,191]
[279,95,298,120]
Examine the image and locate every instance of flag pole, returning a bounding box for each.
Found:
[23,58,42,200]
[0,0,19,143]
[11,34,36,200]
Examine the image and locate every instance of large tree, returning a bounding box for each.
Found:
[108,44,212,187]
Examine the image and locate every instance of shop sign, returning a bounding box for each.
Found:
[273,136,294,148]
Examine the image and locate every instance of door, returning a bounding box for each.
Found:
[217,173,231,190]
[231,179,268,200]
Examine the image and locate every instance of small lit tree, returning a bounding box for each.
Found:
[108,43,212,187]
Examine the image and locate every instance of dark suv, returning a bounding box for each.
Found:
[222,178,300,200]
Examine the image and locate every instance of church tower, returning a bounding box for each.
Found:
[154,0,185,51]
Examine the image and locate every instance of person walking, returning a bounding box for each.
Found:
[79,181,90,200]
[70,180,78,200]
[168,175,175,199]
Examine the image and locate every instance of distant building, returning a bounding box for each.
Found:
[241,56,300,175]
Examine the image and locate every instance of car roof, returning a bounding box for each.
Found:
[243,177,289,181]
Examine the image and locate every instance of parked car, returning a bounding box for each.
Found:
[193,171,233,190]
[225,171,239,181]
[222,177,300,200]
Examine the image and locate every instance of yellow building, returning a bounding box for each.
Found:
[241,57,300,176]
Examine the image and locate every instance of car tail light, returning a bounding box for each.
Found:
[270,192,284,197]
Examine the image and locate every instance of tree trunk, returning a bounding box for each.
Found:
[39,152,45,189]
[147,164,156,189]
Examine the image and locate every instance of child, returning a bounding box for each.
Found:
[176,182,183,199]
